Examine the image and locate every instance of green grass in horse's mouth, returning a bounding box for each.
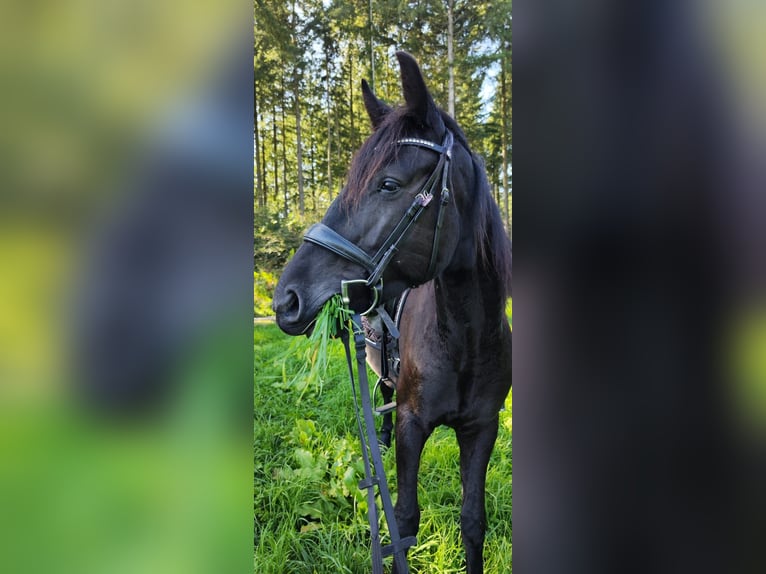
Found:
[281,294,352,399]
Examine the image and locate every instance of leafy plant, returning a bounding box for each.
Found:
[277,419,369,526]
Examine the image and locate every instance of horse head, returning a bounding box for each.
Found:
[273,52,486,335]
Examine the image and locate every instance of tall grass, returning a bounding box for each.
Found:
[254,321,512,573]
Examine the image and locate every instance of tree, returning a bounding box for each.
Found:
[253,0,512,231]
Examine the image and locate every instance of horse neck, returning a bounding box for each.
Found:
[433,258,507,336]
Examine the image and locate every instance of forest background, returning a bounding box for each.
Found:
[254,0,512,312]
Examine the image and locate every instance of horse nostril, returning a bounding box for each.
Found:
[275,288,301,321]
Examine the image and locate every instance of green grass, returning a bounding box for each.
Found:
[278,295,352,400]
[254,322,512,573]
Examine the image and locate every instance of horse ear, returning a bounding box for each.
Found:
[362,79,391,129]
[396,51,444,131]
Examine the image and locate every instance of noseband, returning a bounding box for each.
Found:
[304,130,454,314]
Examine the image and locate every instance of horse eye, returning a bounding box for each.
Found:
[378,179,401,194]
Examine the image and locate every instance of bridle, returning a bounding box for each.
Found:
[300,130,454,574]
[304,129,454,315]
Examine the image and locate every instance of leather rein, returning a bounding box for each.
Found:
[301,130,454,574]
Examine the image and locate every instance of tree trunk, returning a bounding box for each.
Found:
[294,73,305,215]
[254,83,265,209]
[309,112,316,213]
[272,108,279,205]
[289,0,304,216]
[368,0,375,90]
[500,58,510,231]
[261,117,268,208]
[349,52,355,160]
[280,77,289,216]
[326,56,333,196]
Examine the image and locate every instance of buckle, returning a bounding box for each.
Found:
[341,279,382,316]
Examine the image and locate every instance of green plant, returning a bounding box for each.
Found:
[277,294,352,400]
[278,419,368,525]
[254,322,512,573]
[254,270,278,317]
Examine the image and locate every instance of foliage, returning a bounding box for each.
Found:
[254,270,278,317]
[277,418,369,524]
[254,322,512,573]
[254,210,307,273]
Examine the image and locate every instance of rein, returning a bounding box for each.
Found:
[340,315,415,574]
[304,131,453,573]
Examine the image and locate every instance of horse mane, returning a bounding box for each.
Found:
[468,145,513,300]
[343,107,512,299]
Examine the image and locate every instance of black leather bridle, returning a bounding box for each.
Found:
[301,130,454,574]
[304,129,454,315]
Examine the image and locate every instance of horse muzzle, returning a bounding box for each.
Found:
[272,287,312,335]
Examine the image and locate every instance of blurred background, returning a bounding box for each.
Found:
[514,1,766,573]
[0,1,253,573]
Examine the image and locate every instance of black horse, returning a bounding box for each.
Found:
[273,52,512,574]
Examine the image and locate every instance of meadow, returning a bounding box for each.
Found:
[254,321,512,573]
